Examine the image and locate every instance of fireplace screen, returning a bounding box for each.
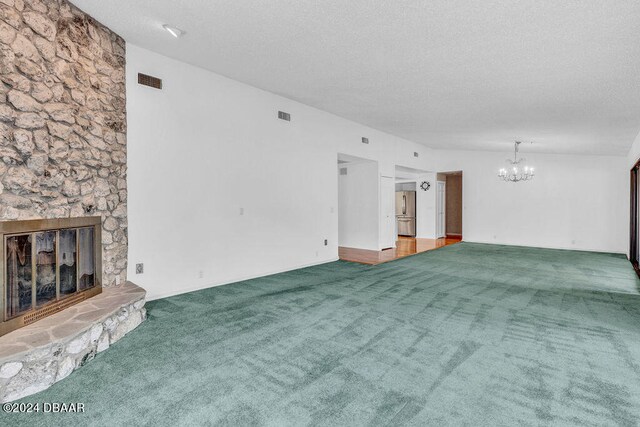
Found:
[59,228,77,297]
[78,228,95,291]
[5,234,32,318]
[1,217,102,336]
[35,231,57,307]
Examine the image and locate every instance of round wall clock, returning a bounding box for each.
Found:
[420,181,431,191]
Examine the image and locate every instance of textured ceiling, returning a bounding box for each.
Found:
[72,0,640,155]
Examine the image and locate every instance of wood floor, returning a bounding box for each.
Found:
[339,236,462,265]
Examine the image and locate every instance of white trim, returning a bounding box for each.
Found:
[436,180,446,238]
[379,174,396,250]
[463,239,625,255]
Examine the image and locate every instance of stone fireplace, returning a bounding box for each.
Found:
[0,0,128,287]
[1,217,102,337]
[0,0,143,402]
[0,216,145,404]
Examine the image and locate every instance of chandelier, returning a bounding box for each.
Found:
[498,141,534,182]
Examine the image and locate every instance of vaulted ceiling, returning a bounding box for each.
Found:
[73,0,640,155]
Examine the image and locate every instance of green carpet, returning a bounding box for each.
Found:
[3,243,640,426]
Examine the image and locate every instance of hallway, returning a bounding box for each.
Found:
[338,236,462,265]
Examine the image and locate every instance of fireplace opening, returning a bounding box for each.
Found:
[6,234,32,318]
[1,217,102,337]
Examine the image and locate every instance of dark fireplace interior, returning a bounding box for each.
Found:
[1,217,102,336]
[6,234,32,318]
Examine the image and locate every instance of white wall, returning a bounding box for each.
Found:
[127,44,630,300]
[126,44,434,300]
[338,161,379,250]
[434,150,627,253]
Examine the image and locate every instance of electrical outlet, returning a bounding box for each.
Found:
[239,207,244,216]
[324,239,328,246]
[136,263,144,274]
[198,270,204,279]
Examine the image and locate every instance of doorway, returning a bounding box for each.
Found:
[436,171,463,240]
[395,181,416,237]
[436,181,445,238]
[395,165,429,240]
[380,176,396,249]
[630,160,640,277]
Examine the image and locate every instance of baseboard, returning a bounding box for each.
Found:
[463,239,625,255]
[146,257,340,301]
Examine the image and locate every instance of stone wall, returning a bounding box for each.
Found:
[0,0,127,286]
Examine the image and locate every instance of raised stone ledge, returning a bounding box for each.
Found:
[0,282,146,402]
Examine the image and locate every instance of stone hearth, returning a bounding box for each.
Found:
[0,281,145,402]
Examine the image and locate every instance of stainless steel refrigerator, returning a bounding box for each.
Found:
[396,191,416,236]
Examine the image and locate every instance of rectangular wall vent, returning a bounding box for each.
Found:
[138,73,162,89]
[414,152,419,157]
[278,111,291,121]
[361,137,369,144]
[339,168,348,175]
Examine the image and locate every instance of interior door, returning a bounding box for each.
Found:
[380,177,396,249]
[436,181,446,238]
[637,171,640,260]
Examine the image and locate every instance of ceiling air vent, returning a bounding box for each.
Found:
[138,73,162,89]
[278,111,291,121]
[362,137,369,144]
[339,168,348,175]
[414,152,419,158]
